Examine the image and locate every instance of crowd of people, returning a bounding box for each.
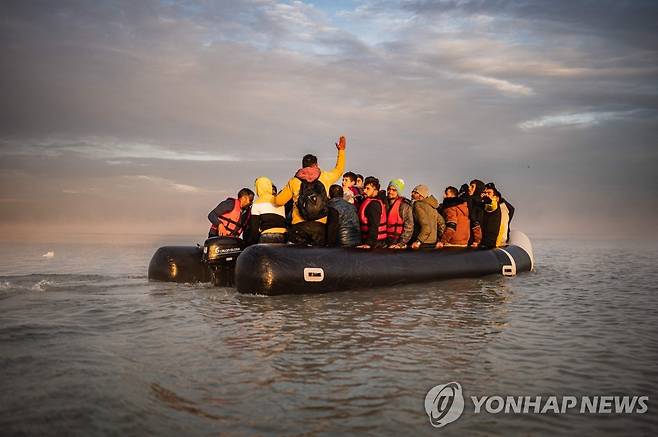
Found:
[207,136,515,250]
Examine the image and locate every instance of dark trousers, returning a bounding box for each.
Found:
[289,221,326,246]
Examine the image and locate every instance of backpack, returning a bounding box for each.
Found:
[296,178,328,221]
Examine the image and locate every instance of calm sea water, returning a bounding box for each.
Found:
[1,236,656,436]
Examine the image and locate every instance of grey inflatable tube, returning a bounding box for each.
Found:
[235,231,534,295]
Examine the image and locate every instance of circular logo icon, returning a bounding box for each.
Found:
[424,382,465,428]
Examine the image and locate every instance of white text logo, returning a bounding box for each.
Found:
[424,382,649,429]
[424,382,465,428]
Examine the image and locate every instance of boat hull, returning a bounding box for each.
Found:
[235,231,534,295]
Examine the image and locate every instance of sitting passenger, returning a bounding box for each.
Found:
[353,173,366,207]
[464,179,485,247]
[410,184,444,249]
[356,178,388,249]
[479,186,510,248]
[207,188,254,239]
[245,177,287,245]
[385,179,414,249]
[364,176,389,206]
[341,171,360,204]
[326,185,361,247]
[484,182,515,240]
[355,174,364,190]
[436,186,470,248]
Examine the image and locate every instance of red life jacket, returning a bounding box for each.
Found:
[358,197,387,242]
[209,198,246,237]
[386,197,405,239]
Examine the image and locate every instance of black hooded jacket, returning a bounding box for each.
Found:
[461,180,486,229]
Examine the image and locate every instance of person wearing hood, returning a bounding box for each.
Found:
[436,186,470,248]
[463,179,485,247]
[245,177,287,245]
[274,136,346,246]
[479,186,510,248]
[410,184,445,249]
[484,182,515,241]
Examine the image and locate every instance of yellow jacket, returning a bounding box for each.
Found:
[274,149,345,224]
[253,176,287,235]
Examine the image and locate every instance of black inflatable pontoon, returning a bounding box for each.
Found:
[234,230,534,295]
[148,237,243,286]
[148,231,534,295]
[148,245,210,283]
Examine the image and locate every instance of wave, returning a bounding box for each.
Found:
[0,273,147,296]
[31,279,54,291]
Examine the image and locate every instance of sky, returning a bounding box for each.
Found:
[1,0,657,242]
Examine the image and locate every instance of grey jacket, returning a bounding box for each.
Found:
[412,195,445,244]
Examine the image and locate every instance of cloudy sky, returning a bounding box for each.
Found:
[1,0,657,241]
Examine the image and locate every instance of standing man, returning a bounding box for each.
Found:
[385,179,414,249]
[207,188,254,238]
[274,136,346,246]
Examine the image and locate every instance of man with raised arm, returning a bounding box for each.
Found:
[274,136,346,246]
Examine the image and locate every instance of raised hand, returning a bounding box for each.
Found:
[336,136,346,150]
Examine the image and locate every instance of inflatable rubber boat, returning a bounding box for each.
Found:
[148,236,243,286]
[148,231,534,295]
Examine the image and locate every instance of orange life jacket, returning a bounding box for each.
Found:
[209,198,246,237]
[386,197,405,239]
[358,197,387,242]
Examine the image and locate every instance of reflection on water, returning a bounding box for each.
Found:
[172,278,516,435]
[150,383,227,421]
[0,238,656,435]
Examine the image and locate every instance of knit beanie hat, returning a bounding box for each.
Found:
[387,178,405,194]
[412,184,429,198]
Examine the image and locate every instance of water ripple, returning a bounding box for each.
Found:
[1,238,657,435]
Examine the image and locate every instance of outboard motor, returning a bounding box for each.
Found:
[202,236,244,286]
